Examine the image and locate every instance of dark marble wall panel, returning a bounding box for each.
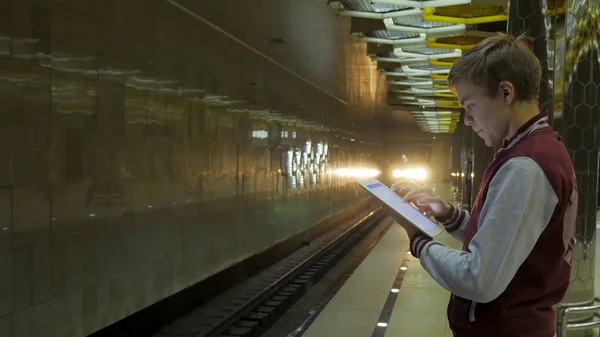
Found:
[0,1,382,336]
[507,0,555,121]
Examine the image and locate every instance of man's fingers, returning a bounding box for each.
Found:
[391,180,410,191]
[416,196,441,206]
[391,179,420,191]
[396,187,411,197]
[403,187,435,203]
[390,181,403,191]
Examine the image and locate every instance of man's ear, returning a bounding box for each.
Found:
[498,81,515,105]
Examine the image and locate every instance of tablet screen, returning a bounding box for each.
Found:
[365,181,439,232]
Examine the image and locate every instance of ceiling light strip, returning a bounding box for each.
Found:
[383,18,466,36]
[395,49,462,59]
[370,0,471,9]
[358,36,425,46]
[337,8,422,19]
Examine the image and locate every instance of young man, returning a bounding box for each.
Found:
[392,33,577,337]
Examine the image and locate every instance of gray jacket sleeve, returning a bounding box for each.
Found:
[419,157,558,303]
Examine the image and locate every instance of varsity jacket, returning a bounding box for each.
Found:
[410,112,577,337]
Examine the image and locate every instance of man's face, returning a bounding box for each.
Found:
[455,81,511,147]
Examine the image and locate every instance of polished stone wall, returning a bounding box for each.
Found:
[0,1,381,336]
[451,114,464,202]
[429,136,452,183]
[460,122,474,211]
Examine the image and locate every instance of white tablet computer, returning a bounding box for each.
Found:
[358,178,444,238]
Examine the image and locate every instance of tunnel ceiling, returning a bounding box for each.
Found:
[328,0,508,133]
[169,0,506,135]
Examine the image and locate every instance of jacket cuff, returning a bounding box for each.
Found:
[434,203,467,233]
[410,232,432,259]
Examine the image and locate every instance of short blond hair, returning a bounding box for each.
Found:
[448,33,542,102]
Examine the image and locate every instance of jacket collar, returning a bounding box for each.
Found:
[498,110,550,153]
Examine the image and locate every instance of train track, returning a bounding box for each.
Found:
[154,207,387,337]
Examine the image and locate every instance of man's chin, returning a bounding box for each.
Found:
[482,137,501,149]
[479,135,494,148]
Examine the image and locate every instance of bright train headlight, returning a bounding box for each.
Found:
[392,168,428,180]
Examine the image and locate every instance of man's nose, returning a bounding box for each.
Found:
[464,115,474,126]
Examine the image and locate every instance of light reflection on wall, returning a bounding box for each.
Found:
[281,130,297,139]
[282,140,329,189]
[252,130,269,139]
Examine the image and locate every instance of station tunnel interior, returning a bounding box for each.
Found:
[0,0,599,336]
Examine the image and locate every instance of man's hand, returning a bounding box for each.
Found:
[391,179,452,218]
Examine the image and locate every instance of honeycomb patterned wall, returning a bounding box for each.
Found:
[509,0,600,306]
